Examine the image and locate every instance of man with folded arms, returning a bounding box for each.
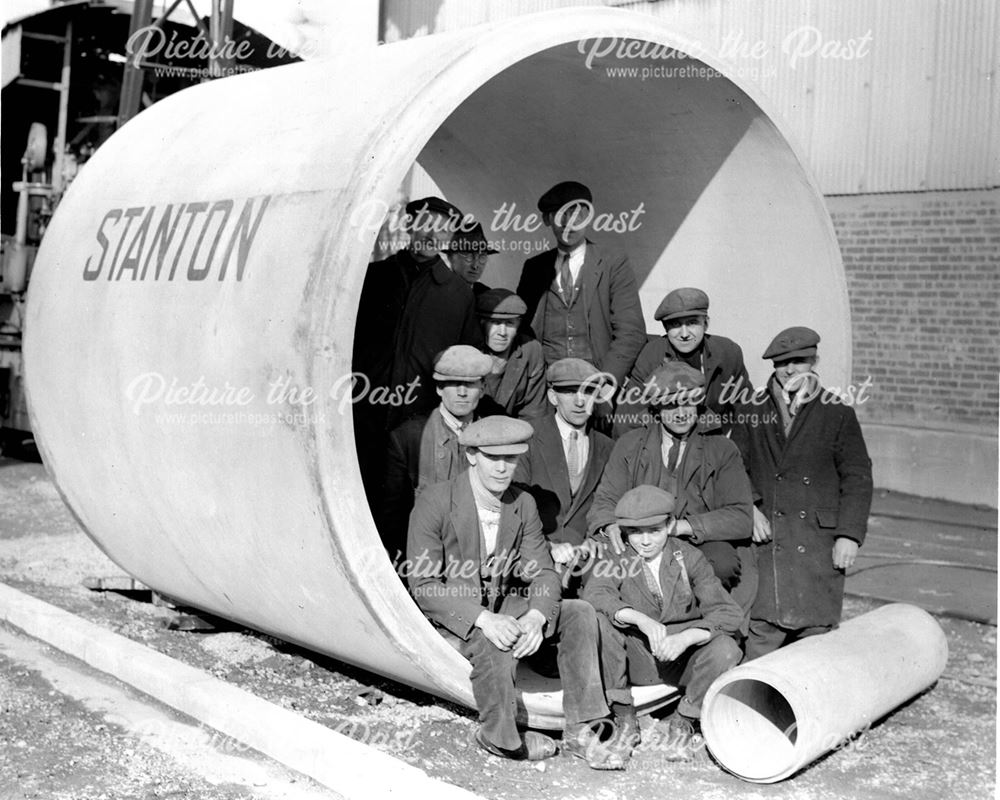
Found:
[407,416,628,768]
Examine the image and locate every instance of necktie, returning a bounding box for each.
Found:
[665,435,682,475]
[558,252,574,305]
[567,430,582,495]
[642,560,663,609]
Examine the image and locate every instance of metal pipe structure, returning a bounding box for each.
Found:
[701,603,949,782]
[23,8,851,728]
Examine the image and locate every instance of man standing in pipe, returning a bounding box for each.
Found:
[515,181,645,414]
[380,345,493,563]
[513,357,615,595]
[732,326,873,660]
[407,416,629,768]
[584,485,743,760]
[443,221,497,297]
[353,196,468,502]
[587,363,757,618]
[621,287,752,435]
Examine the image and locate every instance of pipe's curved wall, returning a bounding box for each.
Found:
[702,604,948,782]
[23,9,850,724]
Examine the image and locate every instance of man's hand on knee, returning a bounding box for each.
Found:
[475,611,523,651]
[511,610,546,659]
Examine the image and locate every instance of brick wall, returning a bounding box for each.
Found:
[827,190,999,433]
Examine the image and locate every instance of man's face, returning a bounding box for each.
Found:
[625,522,671,560]
[773,357,816,390]
[664,315,707,354]
[451,251,489,285]
[467,449,519,494]
[658,402,698,436]
[483,318,519,354]
[436,379,482,419]
[548,385,598,428]
[544,201,590,249]
[407,211,453,262]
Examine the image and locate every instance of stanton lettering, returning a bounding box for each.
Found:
[82,195,271,282]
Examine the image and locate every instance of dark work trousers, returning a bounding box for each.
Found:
[597,614,741,719]
[697,540,741,591]
[458,598,610,751]
[744,618,834,662]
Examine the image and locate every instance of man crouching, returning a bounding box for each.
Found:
[407,415,626,768]
[584,485,743,760]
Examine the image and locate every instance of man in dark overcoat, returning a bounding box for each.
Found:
[732,326,873,660]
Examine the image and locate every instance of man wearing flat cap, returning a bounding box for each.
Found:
[474,288,548,421]
[588,362,757,619]
[353,196,477,500]
[515,181,645,405]
[380,345,493,560]
[731,326,873,660]
[622,287,751,435]
[407,416,629,769]
[584,485,743,760]
[443,221,498,297]
[514,358,615,593]
[386,197,485,429]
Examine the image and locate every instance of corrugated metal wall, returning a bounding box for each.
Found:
[381,0,999,194]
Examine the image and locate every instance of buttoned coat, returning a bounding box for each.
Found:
[732,381,873,629]
[380,410,465,558]
[583,539,743,682]
[478,335,548,421]
[407,473,561,641]
[516,240,645,387]
[513,412,614,546]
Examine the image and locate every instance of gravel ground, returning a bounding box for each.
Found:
[0,459,996,799]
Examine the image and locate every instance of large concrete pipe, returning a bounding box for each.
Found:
[702,604,949,782]
[23,8,851,727]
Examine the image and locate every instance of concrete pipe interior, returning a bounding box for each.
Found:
[23,8,849,730]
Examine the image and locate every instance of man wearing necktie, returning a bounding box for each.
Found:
[515,181,645,407]
[587,363,757,620]
[407,417,628,768]
[584,485,743,760]
[514,358,615,593]
[380,345,493,562]
[731,327,873,660]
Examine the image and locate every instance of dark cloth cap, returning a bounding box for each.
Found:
[537,181,593,214]
[432,345,493,381]
[763,326,821,361]
[459,415,534,455]
[615,485,677,527]
[644,362,706,406]
[405,196,464,225]
[477,288,527,319]
[654,287,710,322]
[444,222,499,255]
[546,357,601,388]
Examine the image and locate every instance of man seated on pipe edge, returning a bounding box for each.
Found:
[730,326,873,660]
[617,286,752,436]
[380,345,493,563]
[587,363,757,624]
[513,357,616,596]
[583,485,743,760]
[406,416,632,768]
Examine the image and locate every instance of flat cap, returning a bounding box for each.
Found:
[763,326,821,361]
[546,357,601,388]
[537,181,593,214]
[615,485,677,527]
[444,221,499,255]
[405,196,463,224]
[459,415,534,455]
[477,288,527,319]
[654,287,710,322]
[432,345,493,382]
[643,362,705,406]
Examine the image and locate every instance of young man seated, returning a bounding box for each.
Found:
[406,416,630,769]
[583,485,743,760]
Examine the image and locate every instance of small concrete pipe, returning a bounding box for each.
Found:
[24,8,851,727]
[702,604,949,782]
